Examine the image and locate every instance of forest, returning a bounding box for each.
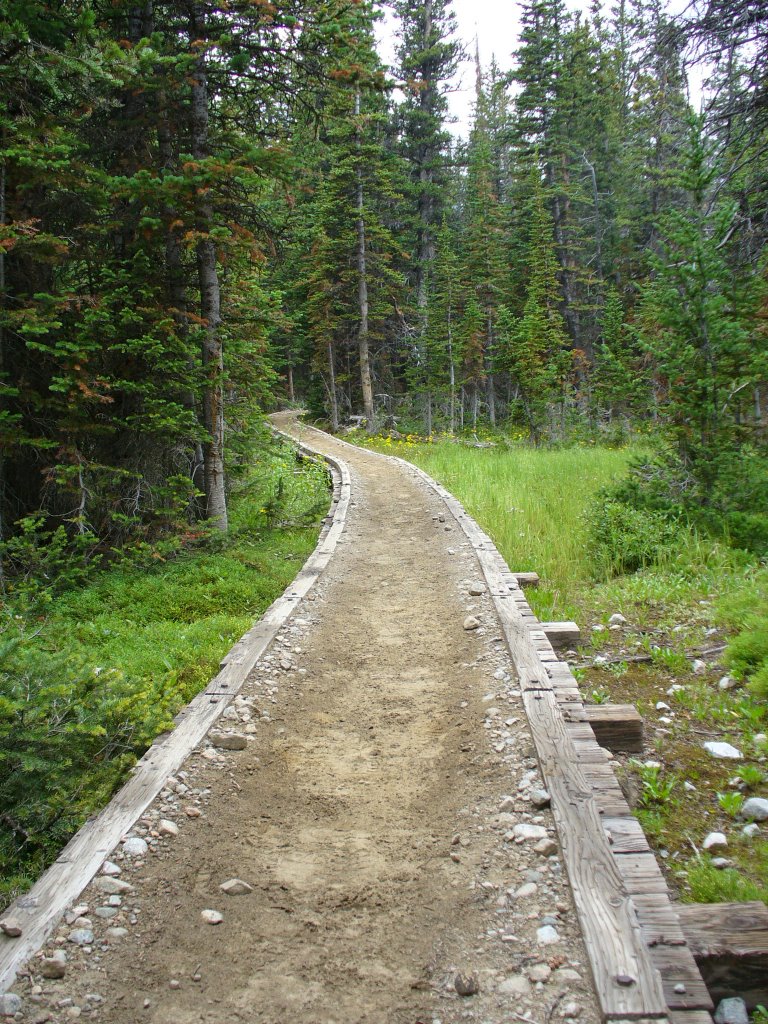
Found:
[1,0,767,902]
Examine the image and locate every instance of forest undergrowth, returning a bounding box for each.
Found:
[0,436,330,910]
[352,428,768,905]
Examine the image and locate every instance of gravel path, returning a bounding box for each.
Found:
[8,416,601,1024]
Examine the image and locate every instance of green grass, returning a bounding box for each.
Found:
[0,434,330,908]
[383,439,634,619]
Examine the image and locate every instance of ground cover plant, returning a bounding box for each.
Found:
[0,436,330,909]
[355,430,768,905]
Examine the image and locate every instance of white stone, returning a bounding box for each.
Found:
[593,656,608,667]
[528,963,552,983]
[201,909,223,925]
[537,925,560,944]
[122,837,148,857]
[702,832,728,850]
[718,676,737,691]
[515,882,538,899]
[100,861,121,876]
[740,797,768,822]
[209,732,247,751]
[68,928,94,946]
[463,616,480,631]
[742,823,761,838]
[469,583,486,596]
[513,823,548,842]
[608,613,626,626]
[534,838,558,856]
[219,878,253,896]
[692,659,707,674]
[94,877,134,896]
[106,927,129,941]
[159,819,179,837]
[656,702,670,711]
[703,741,743,760]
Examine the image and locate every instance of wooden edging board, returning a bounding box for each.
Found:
[288,421,712,1024]
[0,438,352,993]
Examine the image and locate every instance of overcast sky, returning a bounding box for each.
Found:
[376,0,698,139]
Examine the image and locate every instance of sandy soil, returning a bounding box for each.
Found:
[11,415,600,1024]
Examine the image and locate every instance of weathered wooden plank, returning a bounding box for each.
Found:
[616,854,670,896]
[677,901,768,1009]
[603,817,651,854]
[541,620,582,648]
[654,947,714,1011]
[585,704,645,753]
[522,687,668,1020]
[0,431,352,993]
[669,1012,713,1024]
[514,571,540,587]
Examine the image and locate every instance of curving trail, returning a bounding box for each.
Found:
[6,414,600,1024]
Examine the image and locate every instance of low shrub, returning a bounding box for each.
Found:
[583,497,680,577]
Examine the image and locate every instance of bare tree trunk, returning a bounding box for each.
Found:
[327,342,339,432]
[287,365,295,403]
[355,88,375,431]
[158,90,205,508]
[190,22,227,530]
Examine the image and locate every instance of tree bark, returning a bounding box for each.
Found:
[190,19,227,530]
[354,88,375,430]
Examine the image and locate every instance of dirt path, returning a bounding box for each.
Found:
[11,415,600,1024]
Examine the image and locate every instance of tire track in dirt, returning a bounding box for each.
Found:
[10,414,601,1024]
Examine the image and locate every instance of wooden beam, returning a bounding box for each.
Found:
[513,571,540,587]
[585,704,645,753]
[677,901,768,1010]
[541,620,582,648]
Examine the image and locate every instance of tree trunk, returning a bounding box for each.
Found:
[287,364,295,403]
[190,28,227,530]
[327,341,339,432]
[0,158,6,580]
[355,88,375,431]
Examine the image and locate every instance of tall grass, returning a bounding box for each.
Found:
[403,442,633,618]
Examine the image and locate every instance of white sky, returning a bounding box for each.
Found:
[376,0,699,139]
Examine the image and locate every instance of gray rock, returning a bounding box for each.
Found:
[68,928,94,946]
[742,823,761,838]
[740,797,768,822]
[498,975,532,996]
[94,877,134,896]
[463,616,481,631]
[209,732,247,751]
[106,927,129,941]
[159,819,179,837]
[0,994,22,1015]
[469,583,486,596]
[40,957,67,979]
[714,997,749,1024]
[95,907,118,920]
[536,925,560,944]
[703,741,742,760]
[201,909,223,925]
[0,916,22,938]
[718,676,737,691]
[711,857,733,869]
[219,878,253,896]
[554,968,582,983]
[608,613,626,626]
[100,861,121,876]
[692,659,707,674]
[702,832,727,850]
[513,823,548,841]
[122,836,148,857]
[530,789,551,809]
[515,882,538,899]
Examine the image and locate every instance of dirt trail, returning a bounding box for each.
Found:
[12,415,600,1024]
